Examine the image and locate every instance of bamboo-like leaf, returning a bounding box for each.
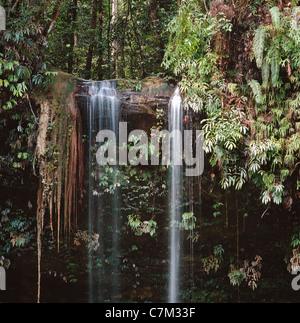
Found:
[262,58,270,87]
[270,7,280,30]
[271,51,280,86]
[253,25,266,68]
[249,79,263,104]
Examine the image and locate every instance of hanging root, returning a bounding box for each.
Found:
[35,75,84,302]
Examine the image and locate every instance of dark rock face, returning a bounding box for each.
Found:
[118,91,171,132]
[76,77,174,114]
[119,91,170,117]
[76,76,175,132]
[117,77,174,131]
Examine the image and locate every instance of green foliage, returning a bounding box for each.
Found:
[270,51,280,87]
[261,58,270,88]
[163,0,232,112]
[248,79,263,104]
[164,3,300,206]
[248,6,300,204]
[229,256,263,290]
[32,65,58,90]
[64,255,80,284]
[0,56,28,111]
[291,233,300,248]
[269,6,280,30]
[47,0,178,79]
[0,202,34,256]
[212,202,223,218]
[201,244,224,275]
[253,25,266,68]
[181,212,196,231]
[202,109,248,191]
[228,269,244,287]
[127,214,157,237]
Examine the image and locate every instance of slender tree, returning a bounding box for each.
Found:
[97,0,103,80]
[128,0,146,77]
[119,1,129,78]
[85,0,98,79]
[111,0,119,78]
[149,0,163,62]
[67,0,78,74]
[107,0,112,77]
[43,0,64,39]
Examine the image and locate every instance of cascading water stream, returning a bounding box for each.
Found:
[85,81,120,302]
[168,87,183,303]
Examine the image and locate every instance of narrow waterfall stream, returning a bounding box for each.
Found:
[85,81,120,302]
[168,87,183,303]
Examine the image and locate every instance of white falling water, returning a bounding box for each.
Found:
[168,87,183,303]
[86,81,120,302]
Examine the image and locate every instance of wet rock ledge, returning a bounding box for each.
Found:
[75,75,175,119]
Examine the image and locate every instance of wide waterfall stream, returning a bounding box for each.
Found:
[82,82,188,303]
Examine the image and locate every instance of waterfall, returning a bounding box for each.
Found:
[85,81,120,302]
[168,87,183,303]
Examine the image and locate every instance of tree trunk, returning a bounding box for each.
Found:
[235,195,240,303]
[119,1,129,78]
[85,0,98,79]
[97,0,103,80]
[111,0,119,78]
[149,0,162,61]
[128,0,146,77]
[43,0,64,39]
[107,0,112,77]
[68,0,78,74]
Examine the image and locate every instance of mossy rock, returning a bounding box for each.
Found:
[33,70,76,104]
[117,76,174,97]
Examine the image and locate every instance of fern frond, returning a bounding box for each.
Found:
[249,80,263,104]
[262,58,270,88]
[270,7,280,30]
[291,6,300,30]
[253,25,266,69]
[271,50,280,86]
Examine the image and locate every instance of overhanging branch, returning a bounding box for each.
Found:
[43,0,64,39]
